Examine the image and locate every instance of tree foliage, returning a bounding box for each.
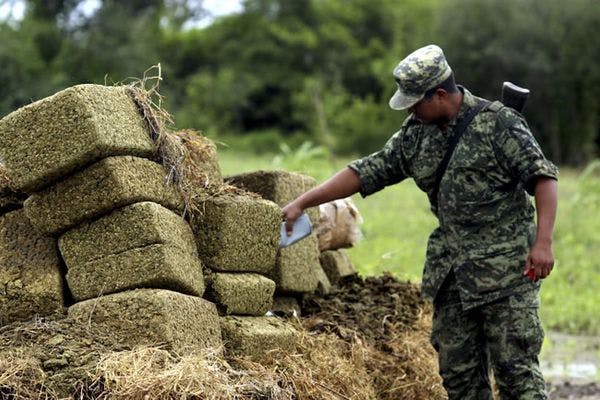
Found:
[0,0,598,163]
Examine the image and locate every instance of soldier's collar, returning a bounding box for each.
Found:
[447,86,476,128]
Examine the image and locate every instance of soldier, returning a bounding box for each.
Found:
[282,44,557,399]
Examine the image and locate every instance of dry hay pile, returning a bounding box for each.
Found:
[0,315,374,399]
[302,273,446,400]
[0,274,445,399]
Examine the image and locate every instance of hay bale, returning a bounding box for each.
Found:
[68,289,222,353]
[206,272,275,316]
[190,194,280,273]
[271,296,301,317]
[319,249,357,285]
[220,316,297,359]
[59,201,195,266]
[0,210,64,324]
[226,170,319,224]
[24,156,183,236]
[66,244,205,302]
[271,234,320,294]
[0,84,155,193]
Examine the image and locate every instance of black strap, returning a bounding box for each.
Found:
[431,100,490,208]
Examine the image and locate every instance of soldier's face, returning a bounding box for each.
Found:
[408,94,445,124]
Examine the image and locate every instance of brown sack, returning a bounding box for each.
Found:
[316,198,363,251]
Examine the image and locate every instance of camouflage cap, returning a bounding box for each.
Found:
[389,44,453,110]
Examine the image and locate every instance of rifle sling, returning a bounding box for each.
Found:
[431,99,490,207]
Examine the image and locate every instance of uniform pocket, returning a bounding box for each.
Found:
[459,246,528,294]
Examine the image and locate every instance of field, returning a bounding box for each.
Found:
[217,141,600,336]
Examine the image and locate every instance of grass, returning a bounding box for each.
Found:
[216,138,600,335]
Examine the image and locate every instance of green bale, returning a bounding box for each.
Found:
[66,243,204,302]
[24,156,184,236]
[0,84,155,193]
[226,170,319,224]
[271,296,301,317]
[271,233,320,294]
[68,289,222,353]
[190,194,280,273]
[59,201,195,266]
[319,249,357,285]
[220,315,297,359]
[206,272,275,316]
[0,210,64,324]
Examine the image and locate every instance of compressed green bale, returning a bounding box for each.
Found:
[190,194,280,273]
[0,210,64,324]
[319,249,357,285]
[59,201,195,266]
[68,289,222,353]
[271,233,320,294]
[24,156,183,236]
[220,315,297,359]
[66,243,204,301]
[271,296,301,317]
[226,170,319,224]
[0,84,155,193]
[206,272,275,316]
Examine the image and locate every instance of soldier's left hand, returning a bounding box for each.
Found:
[523,240,554,281]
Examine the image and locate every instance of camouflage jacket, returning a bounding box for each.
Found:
[348,87,558,309]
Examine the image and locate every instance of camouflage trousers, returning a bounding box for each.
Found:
[430,272,547,400]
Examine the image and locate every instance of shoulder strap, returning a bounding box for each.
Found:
[430,99,490,208]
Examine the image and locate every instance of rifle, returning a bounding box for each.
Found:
[501,81,530,113]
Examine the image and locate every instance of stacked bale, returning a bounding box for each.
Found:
[0,85,221,352]
[226,171,326,314]
[189,192,297,358]
[0,164,65,326]
[0,84,301,359]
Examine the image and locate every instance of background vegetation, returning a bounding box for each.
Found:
[1,0,599,163]
[1,0,599,335]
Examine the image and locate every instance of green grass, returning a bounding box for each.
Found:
[216,140,600,335]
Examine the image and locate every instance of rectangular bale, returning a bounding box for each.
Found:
[206,272,275,316]
[59,201,195,266]
[0,210,64,324]
[68,289,222,353]
[220,315,297,359]
[226,170,319,224]
[66,243,204,302]
[271,233,320,294]
[319,249,357,285]
[190,194,280,273]
[0,84,155,193]
[24,156,184,236]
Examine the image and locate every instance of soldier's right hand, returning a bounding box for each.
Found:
[282,201,303,236]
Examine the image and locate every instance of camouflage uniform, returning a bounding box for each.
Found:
[349,45,558,399]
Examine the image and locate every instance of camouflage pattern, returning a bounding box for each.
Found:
[389,44,453,110]
[431,272,547,399]
[348,87,558,310]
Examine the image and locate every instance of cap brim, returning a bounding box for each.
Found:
[389,89,423,110]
